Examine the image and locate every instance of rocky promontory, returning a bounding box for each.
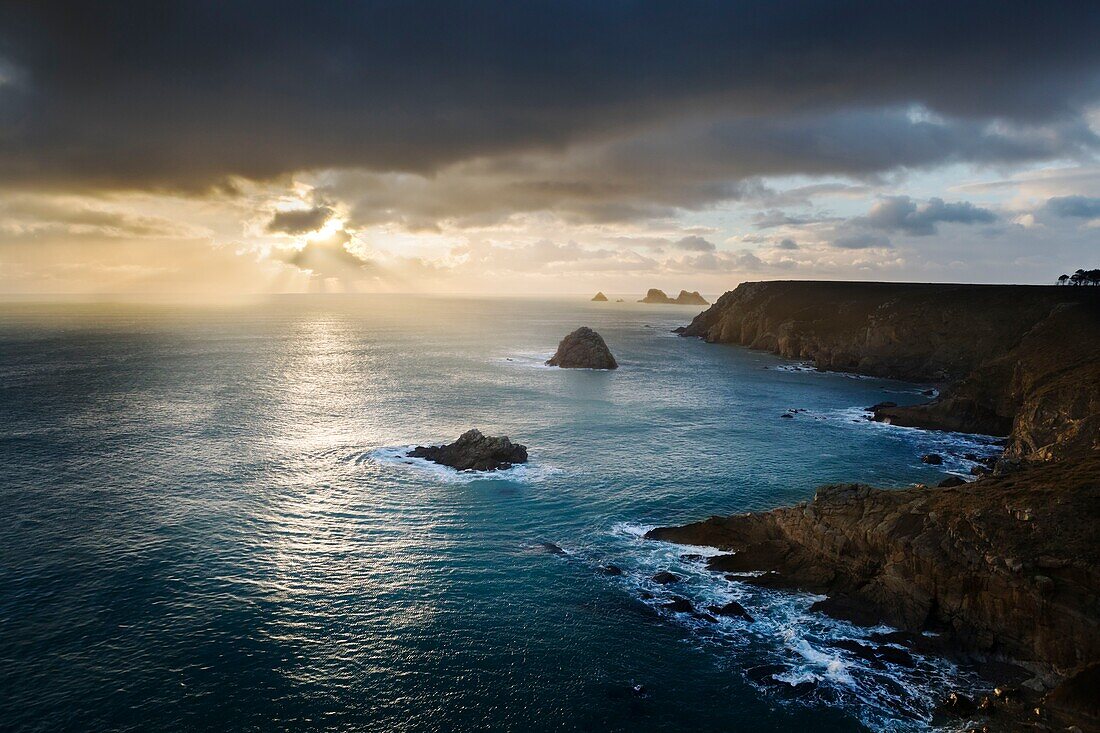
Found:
[408,429,528,471]
[663,280,1100,723]
[546,327,618,369]
[680,281,1099,459]
[639,288,709,305]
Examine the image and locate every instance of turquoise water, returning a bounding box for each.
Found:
[0,296,1002,732]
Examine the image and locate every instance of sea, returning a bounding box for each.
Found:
[0,295,1005,732]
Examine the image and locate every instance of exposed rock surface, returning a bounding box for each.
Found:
[647,454,1100,675]
[546,326,618,369]
[639,288,710,305]
[408,429,527,471]
[664,280,1100,724]
[591,291,608,302]
[680,281,1100,460]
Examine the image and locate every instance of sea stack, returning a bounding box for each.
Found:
[408,429,528,471]
[639,288,673,303]
[591,292,609,302]
[674,290,708,305]
[546,327,618,369]
[639,288,708,304]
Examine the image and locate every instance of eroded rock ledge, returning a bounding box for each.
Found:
[647,454,1099,675]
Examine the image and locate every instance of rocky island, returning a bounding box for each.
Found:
[591,292,609,302]
[638,288,709,305]
[408,429,528,471]
[663,280,1100,727]
[546,326,618,370]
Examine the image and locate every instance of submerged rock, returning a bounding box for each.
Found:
[663,596,694,613]
[706,600,754,622]
[408,429,528,471]
[546,327,618,370]
[591,291,609,302]
[651,571,681,585]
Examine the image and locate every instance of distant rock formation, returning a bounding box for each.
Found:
[673,290,708,305]
[639,288,672,303]
[408,429,528,471]
[546,327,618,369]
[639,288,709,305]
[591,292,609,302]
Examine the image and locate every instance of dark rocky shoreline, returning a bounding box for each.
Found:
[662,281,1099,730]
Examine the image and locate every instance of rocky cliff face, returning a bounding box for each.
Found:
[647,453,1100,675]
[681,281,1100,460]
[662,280,1100,715]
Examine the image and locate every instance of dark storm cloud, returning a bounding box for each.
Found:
[776,239,800,250]
[858,196,997,235]
[1044,195,1100,218]
[1,0,1099,190]
[265,206,334,235]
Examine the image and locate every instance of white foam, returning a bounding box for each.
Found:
[597,520,985,732]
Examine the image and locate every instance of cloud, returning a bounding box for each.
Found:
[858,196,997,235]
[672,235,716,252]
[1044,195,1100,218]
[776,238,800,250]
[265,205,333,235]
[833,232,892,249]
[1,1,1099,191]
[0,197,190,238]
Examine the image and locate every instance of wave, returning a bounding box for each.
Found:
[598,523,982,732]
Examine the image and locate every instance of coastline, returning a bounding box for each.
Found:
[659,281,1100,729]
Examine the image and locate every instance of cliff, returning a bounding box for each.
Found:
[660,280,1100,723]
[680,281,1100,461]
[647,453,1100,674]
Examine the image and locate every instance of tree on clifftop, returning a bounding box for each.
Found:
[1057,269,1100,285]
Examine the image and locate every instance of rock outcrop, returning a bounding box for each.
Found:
[408,429,528,471]
[680,281,1100,460]
[662,280,1100,719]
[639,288,709,305]
[673,289,708,305]
[591,291,609,302]
[546,327,618,369]
[647,453,1100,675]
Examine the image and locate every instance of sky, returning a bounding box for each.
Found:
[1,1,1099,297]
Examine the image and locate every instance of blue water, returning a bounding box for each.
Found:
[0,296,1003,732]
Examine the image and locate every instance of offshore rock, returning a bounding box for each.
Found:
[639,288,709,305]
[546,327,618,370]
[408,429,528,471]
[591,291,609,302]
